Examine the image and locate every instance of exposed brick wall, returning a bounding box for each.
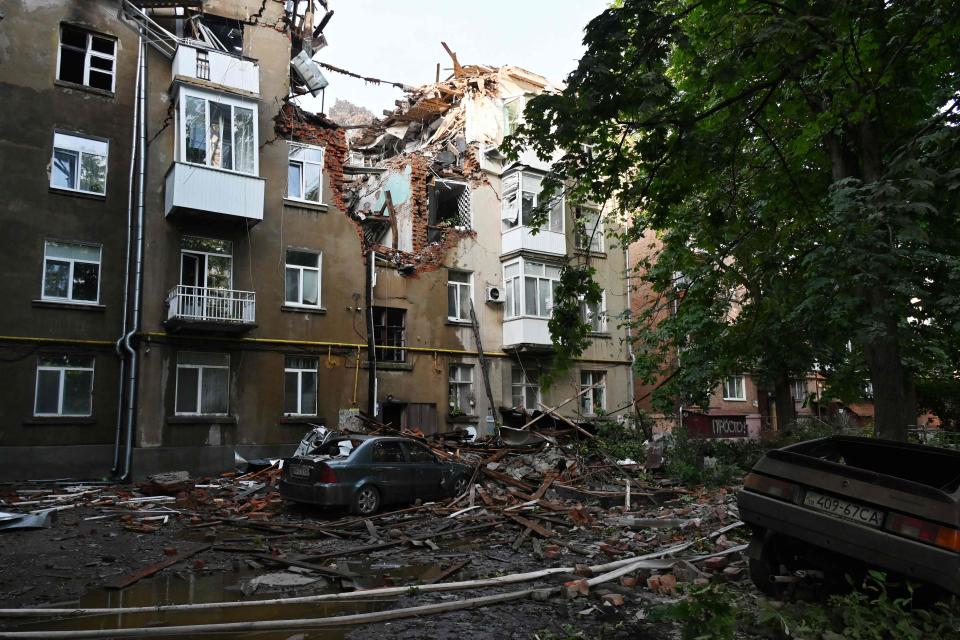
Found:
[273,103,348,212]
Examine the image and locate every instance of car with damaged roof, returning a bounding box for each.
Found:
[738,435,960,596]
[279,428,472,516]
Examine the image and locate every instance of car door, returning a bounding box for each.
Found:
[369,440,410,504]
[403,441,444,500]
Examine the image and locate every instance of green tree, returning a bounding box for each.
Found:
[507,0,960,440]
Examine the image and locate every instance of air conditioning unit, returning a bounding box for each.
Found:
[486,286,505,304]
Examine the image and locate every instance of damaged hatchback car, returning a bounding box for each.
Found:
[279,430,472,516]
[738,436,960,596]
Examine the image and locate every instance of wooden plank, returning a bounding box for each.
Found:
[425,559,471,584]
[481,468,535,492]
[530,472,558,500]
[507,514,555,538]
[106,544,211,590]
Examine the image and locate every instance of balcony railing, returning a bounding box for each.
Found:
[166,285,255,326]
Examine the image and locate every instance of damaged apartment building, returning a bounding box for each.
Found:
[0,0,633,480]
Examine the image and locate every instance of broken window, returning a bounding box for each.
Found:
[449,364,474,415]
[42,240,101,304]
[579,290,607,333]
[501,171,563,232]
[34,354,94,417]
[511,366,540,410]
[180,89,256,174]
[373,307,406,363]
[580,371,606,416]
[288,143,324,202]
[195,14,244,55]
[428,180,471,240]
[284,356,318,416]
[723,375,746,401]
[58,24,116,92]
[503,96,525,136]
[447,270,472,322]
[284,249,321,307]
[573,204,603,252]
[51,132,108,195]
[175,352,229,415]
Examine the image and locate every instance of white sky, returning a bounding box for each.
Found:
[299,0,610,116]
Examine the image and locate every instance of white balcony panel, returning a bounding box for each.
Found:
[172,45,259,94]
[167,285,255,324]
[502,227,566,256]
[503,317,553,348]
[165,162,264,222]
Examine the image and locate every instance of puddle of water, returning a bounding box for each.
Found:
[16,561,444,640]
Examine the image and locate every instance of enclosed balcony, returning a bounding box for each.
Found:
[500,170,566,257]
[172,44,259,95]
[502,317,553,351]
[501,226,566,256]
[164,162,264,223]
[165,285,256,333]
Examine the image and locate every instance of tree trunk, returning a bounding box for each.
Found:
[862,313,914,441]
[773,371,797,434]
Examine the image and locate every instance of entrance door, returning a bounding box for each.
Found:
[402,403,438,436]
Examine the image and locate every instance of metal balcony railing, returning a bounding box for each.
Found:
[166,285,255,324]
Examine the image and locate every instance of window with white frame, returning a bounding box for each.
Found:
[429,180,471,231]
[180,89,257,174]
[287,143,323,202]
[511,366,540,409]
[502,96,524,136]
[447,270,472,322]
[285,249,321,307]
[51,132,108,195]
[791,379,806,403]
[175,352,230,415]
[448,364,474,415]
[723,375,746,401]
[284,356,317,416]
[42,241,101,304]
[580,370,606,415]
[580,290,607,333]
[34,354,94,417]
[58,25,116,92]
[573,204,603,252]
[501,171,563,232]
[503,259,562,319]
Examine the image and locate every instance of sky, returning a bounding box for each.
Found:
[299,0,610,116]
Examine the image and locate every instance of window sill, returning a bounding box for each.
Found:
[281,305,326,315]
[364,361,413,371]
[586,331,611,338]
[574,248,607,259]
[33,299,106,312]
[722,398,747,403]
[283,198,329,213]
[24,416,95,425]
[279,415,325,425]
[54,80,115,99]
[446,319,473,327]
[447,414,478,424]
[167,415,238,425]
[48,186,106,201]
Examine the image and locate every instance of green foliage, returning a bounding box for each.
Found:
[759,572,960,640]
[592,418,648,462]
[649,583,737,640]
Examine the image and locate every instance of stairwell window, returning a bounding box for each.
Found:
[580,290,607,333]
[284,356,318,416]
[58,25,116,92]
[180,89,257,174]
[447,270,472,322]
[51,132,108,195]
[449,364,475,415]
[42,241,101,304]
[573,204,603,252]
[175,352,230,415]
[288,143,324,202]
[34,354,95,417]
[285,249,321,307]
[511,367,540,410]
[580,371,606,416]
[723,375,746,401]
[373,307,406,363]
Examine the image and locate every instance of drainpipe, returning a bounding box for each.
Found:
[112,33,143,474]
[624,246,636,421]
[119,33,147,481]
[365,251,377,417]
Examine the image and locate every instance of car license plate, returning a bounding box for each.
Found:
[289,464,312,478]
[803,490,883,527]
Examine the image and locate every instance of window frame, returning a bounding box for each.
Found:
[503,258,562,319]
[447,270,473,322]
[501,170,564,233]
[57,24,117,93]
[284,248,322,308]
[41,240,102,305]
[287,142,325,203]
[573,204,603,253]
[174,352,230,416]
[50,131,109,196]
[373,307,406,363]
[511,366,541,410]
[34,354,95,417]
[722,375,746,401]
[177,87,259,176]
[448,363,475,415]
[580,290,607,333]
[579,370,606,416]
[284,355,318,416]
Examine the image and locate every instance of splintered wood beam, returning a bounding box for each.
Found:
[440,41,464,77]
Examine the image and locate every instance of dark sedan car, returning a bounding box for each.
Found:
[279,434,472,515]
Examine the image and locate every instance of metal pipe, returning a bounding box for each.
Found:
[119,33,147,482]
[365,250,377,417]
[112,33,143,474]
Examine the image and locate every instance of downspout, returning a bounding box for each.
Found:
[119,33,147,481]
[624,246,636,419]
[112,32,143,474]
[365,251,378,417]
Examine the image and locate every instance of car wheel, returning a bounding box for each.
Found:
[452,475,469,497]
[748,532,788,597]
[352,485,380,516]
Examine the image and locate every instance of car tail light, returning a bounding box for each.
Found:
[316,463,337,484]
[885,513,960,552]
[744,472,799,502]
